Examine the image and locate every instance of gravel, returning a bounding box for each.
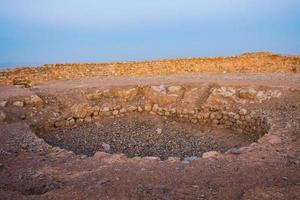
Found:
[38,114,246,160]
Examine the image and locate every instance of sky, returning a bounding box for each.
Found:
[0,0,300,68]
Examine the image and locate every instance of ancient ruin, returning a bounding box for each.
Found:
[0,52,299,199]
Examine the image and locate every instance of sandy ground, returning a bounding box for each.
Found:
[0,73,300,200]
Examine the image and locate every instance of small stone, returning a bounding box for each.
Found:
[112,110,119,115]
[238,88,257,99]
[120,108,127,113]
[102,107,110,112]
[93,151,108,159]
[282,176,289,181]
[245,115,252,122]
[191,119,198,123]
[71,103,91,118]
[167,86,182,93]
[68,118,76,126]
[86,92,102,100]
[152,104,159,112]
[13,101,24,108]
[234,114,240,120]
[170,108,176,114]
[216,113,222,120]
[84,116,92,122]
[144,104,152,112]
[144,156,160,161]
[183,156,199,162]
[0,110,6,122]
[202,151,220,159]
[138,106,143,112]
[239,108,248,115]
[54,121,65,127]
[167,157,180,162]
[24,95,43,106]
[156,128,162,134]
[102,143,110,151]
[268,135,282,145]
[151,85,166,94]
[0,101,7,107]
[127,106,137,112]
[226,148,242,154]
[20,114,26,120]
[95,179,110,188]
[212,119,219,125]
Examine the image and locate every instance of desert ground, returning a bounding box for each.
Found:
[0,53,300,200]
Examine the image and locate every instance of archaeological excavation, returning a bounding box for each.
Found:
[0,53,300,199]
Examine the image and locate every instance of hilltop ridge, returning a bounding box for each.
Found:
[0,52,299,86]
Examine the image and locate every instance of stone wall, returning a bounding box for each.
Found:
[0,52,299,86]
[1,84,277,140]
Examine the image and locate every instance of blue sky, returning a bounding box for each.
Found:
[0,0,300,67]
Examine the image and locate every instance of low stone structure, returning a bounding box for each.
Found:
[2,84,275,141]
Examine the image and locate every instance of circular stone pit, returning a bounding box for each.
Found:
[35,113,259,160]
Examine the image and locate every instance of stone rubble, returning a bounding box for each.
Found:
[4,85,271,142]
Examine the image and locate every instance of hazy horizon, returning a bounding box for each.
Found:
[1,0,300,68]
